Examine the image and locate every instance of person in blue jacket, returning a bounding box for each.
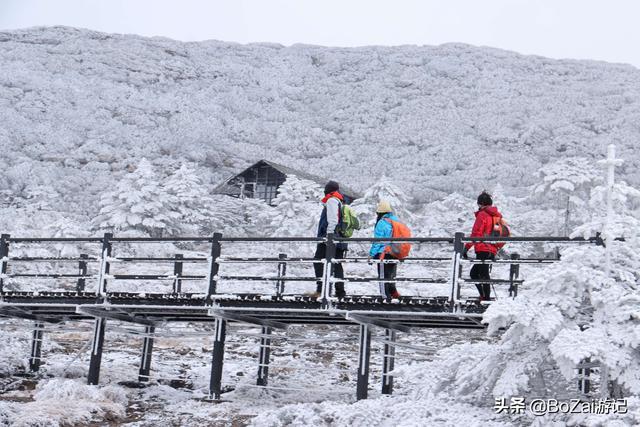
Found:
[368,200,401,299]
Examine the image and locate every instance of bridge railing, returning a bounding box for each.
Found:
[0,232,608,309]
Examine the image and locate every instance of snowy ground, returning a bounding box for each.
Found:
[0,319,495,426]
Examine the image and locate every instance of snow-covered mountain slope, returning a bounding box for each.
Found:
[1,26,640,215]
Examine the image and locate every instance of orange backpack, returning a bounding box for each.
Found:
[383,219,412,259]
[489,216,510,250]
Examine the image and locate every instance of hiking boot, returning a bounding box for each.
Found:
[305,291,321,299]
[335,290,346,299]
[390,290,401,299]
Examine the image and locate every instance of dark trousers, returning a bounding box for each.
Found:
[470,251,494,299]
[377,254,398,298]
[314,243,345,295]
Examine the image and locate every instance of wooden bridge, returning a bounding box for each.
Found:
[0,233,602,400]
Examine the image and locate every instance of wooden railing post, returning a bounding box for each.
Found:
[276,253,287,297]
[76,253,88,293]
[173,254,184,294]
[207,233,223,300]
[450,232,464,310]
[0,234,10,294]
[97,233,112,296]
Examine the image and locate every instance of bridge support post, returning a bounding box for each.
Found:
[88,317,106,385]
[276,254,287,297]
[207,233,223,299]
[29,322,44,372]
[209,318,227,400]
[173,254,183,293]
[76,254,88,292]
[450,232,464,310]
[356,324,372,400]
[138,326,155,382]
[0,234,10,294]
[381,329,396,395]
[257,326,272,386]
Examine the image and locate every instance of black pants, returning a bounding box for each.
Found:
[377,254,398,298]
[314,243,346,295]
[470,251,494,299]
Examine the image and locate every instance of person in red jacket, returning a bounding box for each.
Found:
[462,191,502,301]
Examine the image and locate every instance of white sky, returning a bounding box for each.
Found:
[1,0,639,68]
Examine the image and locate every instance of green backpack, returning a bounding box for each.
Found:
[337,204,361,238]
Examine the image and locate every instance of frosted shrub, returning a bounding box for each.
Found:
[2,379,128,426]
[533,157,601,236]
[268,175,323,237]
[93,158,180,237]
[351,176,415,230]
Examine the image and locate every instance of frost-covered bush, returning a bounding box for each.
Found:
[429,177,640,425]
[532,157,602,236]
[351,176,415,230]
[164,163,216,235]
[249,390,508,427]
[0,379,128,426]
[266,175,323,237]
[93,158,180,237]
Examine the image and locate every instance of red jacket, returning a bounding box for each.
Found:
[465,206,502,255]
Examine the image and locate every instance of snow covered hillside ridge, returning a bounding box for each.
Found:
[1,26,640,213]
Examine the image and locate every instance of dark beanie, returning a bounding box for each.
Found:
[324,180,339,195]
[477,191,493,206]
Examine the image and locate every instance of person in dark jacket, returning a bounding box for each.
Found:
[368,200,402,300]
[462,191,502,301]
[310,180,347,299]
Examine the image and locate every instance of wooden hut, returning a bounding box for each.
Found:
[213,160,360,205]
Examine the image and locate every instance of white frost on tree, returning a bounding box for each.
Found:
[533,157,601,236]
[351,175,414,229]
[93,159,180,237]
[268,175,323,236]
[164,164,215,235]
[431,159,640,425]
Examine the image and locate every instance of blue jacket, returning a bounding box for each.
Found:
[369,213,399,257]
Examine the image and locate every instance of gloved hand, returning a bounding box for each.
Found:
[462,247,469,259]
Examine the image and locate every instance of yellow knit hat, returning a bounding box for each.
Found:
[376,200,392,213]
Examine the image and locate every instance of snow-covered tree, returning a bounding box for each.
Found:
[164,164,215,234]
[268,175,323,236]
[414,192,475,236]
[433,162,640,425]
[351,175,414,229]
[533,157,601,236]
[572,180,640,242]
[93,159,180,237]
